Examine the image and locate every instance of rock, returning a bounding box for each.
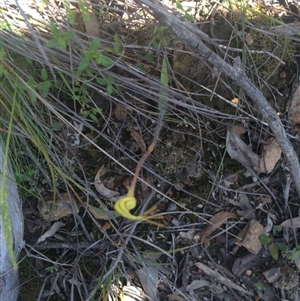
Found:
[235,220,263,254]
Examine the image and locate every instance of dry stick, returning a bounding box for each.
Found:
[137,0,300,198]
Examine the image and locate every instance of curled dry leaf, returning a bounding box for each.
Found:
[94,167,120,200]
[260,137,281,174]
[279,216,300,228]
[37,221,65,244]
[226,128,261,174]
[130,128,147,153]
[199,211,238,243]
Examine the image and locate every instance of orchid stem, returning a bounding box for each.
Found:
[129,113,164,195]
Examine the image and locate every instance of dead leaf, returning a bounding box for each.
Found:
[37,221,65,243]
[37,192,79,221]
[82,2,100,38]
[187,279,223,294]
[130,128,147,152]
[167,294,184,301]
[199,211,238,243]
[229,193,255,220]
[232,250,270,277]
[115,103,127,121]
[235,219,263,254]
[94,167,120,199]
[260,137,281,174]
[289,83,300,125]
[279,216,300,228]
[245,33,254,45]
[226,129,260,174]
[135,267,159,301]
[263,267,282,283]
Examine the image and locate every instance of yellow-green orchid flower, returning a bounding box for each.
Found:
[114,189,164,227]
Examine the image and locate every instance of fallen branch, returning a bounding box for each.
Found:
[137,0,300,198]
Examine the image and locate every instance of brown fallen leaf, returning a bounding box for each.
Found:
[279,216,300,228]
[199,211,238,243]
[130,128,147,153]
[260,137,281,174]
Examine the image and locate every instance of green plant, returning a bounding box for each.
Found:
[46,22,73,50]
[291,245,300,262]
[259,234,288,260]
[175,0,194,21]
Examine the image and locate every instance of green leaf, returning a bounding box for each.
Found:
[28,76,36,87]
[90,38,100,53]
[81,110,89,118]
[270,243,278,260]
[57,37,66,50]
[107,84,113,95]
[106,75,115,84]
[67,11,76,25]
[96,78,106,86]
[273,226,282,234]
[291,249,300,262]
[276,242,288,252]
[49,22,60,38]
[145,53,154,62]
[183,13,193,22]
[63,31,74,42]
[176,0,183,10]
[78,57,90,72]
[259,234,271,245]
[97,54,113,68]
[90,113,98,122]
[0,47,6,59]
[114,34,121,53]
[41,68,48,81]
[37,81,52,97]
[160,57,168,86]
[158,57,169,113]
[46,39,58,49]
[256,281,263,291]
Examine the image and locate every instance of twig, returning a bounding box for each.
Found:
[196,262,253,296]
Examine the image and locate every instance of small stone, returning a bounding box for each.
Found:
[235,219,263,254]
